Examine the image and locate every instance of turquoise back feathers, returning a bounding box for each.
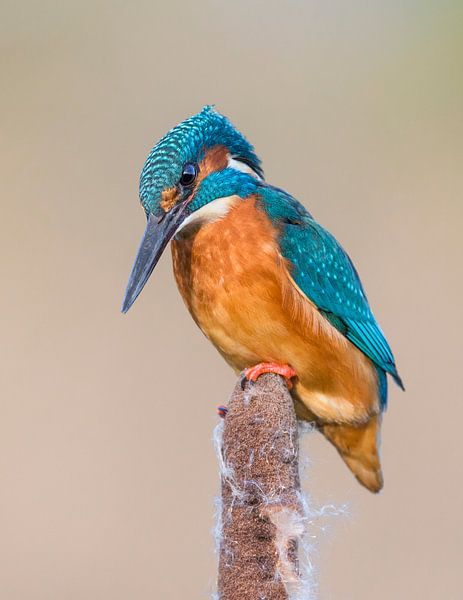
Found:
[258,185,404,406]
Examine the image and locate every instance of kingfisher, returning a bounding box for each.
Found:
[122,106,404,493]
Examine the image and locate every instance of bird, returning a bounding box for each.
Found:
[122,106,404,493]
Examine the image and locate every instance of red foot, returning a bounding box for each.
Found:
[242,362,297,390]
[217,405,228,418]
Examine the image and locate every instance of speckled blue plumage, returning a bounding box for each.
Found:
[140,106,262,214]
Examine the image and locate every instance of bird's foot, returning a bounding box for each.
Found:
[241,362,297,390]
[217,405,228,418]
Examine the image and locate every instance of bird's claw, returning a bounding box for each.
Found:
[241,362,297,390]
[217,405,228,418]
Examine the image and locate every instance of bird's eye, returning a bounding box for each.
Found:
[179,163,197,187]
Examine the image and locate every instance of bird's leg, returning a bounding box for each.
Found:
[241,362,297,390]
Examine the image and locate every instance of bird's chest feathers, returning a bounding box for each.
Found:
[171,197,285,347]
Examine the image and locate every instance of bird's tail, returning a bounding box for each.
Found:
[321,415,383,493]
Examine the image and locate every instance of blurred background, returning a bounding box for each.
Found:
[1,1,462,598]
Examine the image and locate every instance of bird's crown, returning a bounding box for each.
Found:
[139,105,262,213]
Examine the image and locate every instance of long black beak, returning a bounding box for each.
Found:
[121,202,189,313]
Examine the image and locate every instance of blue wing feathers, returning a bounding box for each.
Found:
[258,185,403,394]
[345,320,403,388]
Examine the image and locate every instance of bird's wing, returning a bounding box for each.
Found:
[258,185,403,389]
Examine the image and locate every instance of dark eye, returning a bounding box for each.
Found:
[179,163,197,187]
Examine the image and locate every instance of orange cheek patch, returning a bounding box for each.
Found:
[195,145,229,189]
[160,187,179,212]
[187,145,229,204]
[200,145,229,174]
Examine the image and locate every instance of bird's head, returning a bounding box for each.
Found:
[122,105,263,312]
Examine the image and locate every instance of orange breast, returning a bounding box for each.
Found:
[171,197,380,425]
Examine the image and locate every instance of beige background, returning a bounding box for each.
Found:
[1,1,462,598]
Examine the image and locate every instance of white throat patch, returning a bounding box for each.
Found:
[175,195,237,236]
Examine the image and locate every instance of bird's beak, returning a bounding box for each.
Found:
[121,201,189,313]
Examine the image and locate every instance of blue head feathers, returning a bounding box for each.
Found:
[139,105,263,214]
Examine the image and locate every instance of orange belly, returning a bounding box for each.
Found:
[171,196,380,425]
